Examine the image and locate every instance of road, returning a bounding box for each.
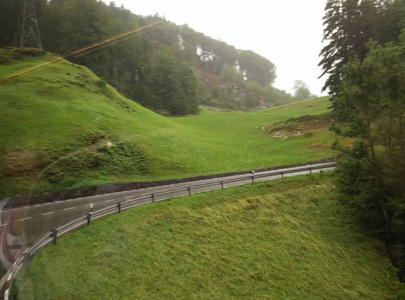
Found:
[0,161,335,273]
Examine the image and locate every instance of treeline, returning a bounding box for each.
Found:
[319,0,405,281]
[0,0,313,115]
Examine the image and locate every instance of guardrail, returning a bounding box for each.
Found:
[1,162,336,299]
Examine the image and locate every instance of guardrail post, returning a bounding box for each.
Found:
[87,204,94,225]
[24,252,30,274]
[152,194,155,202]
[221,181,224,189]
[251,175,255,184]
[52,229,58,245]
[117,202,122,213]
[281,172,284,179]
[309,167,312,174]
[87,212,92,226]
[188,187,191,196]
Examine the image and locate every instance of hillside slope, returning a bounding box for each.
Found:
[0,49,336,198]
[17,175,405,298]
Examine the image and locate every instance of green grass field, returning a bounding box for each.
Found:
[0,49,338,197]
[16,174,405,299]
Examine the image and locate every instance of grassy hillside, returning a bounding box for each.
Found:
[16,174,405,298]
[0,49,338,197]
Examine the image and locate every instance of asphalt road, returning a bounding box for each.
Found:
[0,163,333,248]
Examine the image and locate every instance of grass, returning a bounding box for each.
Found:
[0,48,340,197]
[16,174,405,299]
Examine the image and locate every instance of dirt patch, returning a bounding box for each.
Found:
[310,143,330,149]
[258,113,331,139]
[4,151,40,176]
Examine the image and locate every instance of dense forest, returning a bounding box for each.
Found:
[0,0,314,115]
[319,0,405,281]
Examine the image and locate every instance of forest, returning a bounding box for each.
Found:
[319,0,405,281]
[0,0,313,115]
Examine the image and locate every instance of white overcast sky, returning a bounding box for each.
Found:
[107,0,328,95]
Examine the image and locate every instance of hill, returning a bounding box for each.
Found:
[0,49,337,198]
[16,174,405,298]
[0,0,305,113]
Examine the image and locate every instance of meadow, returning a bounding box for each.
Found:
[1,49,336,197]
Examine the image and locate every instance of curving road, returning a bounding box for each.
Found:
[0,161,335,275]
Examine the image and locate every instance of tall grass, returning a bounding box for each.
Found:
[16,174,405,299]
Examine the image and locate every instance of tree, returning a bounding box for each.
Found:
[244,81,266,109]
[319,0,399,97]
[149,45,199,115]
[176,61,199,114]
[265,86,294,106]
[0,0,21,47]
[220,63,242,83]
[319,0,405,282]
[238,50,276,86]
[333,35,405,281]
[292,80,313,101]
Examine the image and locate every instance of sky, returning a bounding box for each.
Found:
[107,0,328,95]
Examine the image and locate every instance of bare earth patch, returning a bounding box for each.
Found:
[258,113,331,139]
[5,151,40,176]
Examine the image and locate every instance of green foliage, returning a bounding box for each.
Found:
[334,141,385,228]
[16,176,405,298]
[329,30,405,280]
[96,79,106,89]
[265,85,295,106]
[171,25,282,111]
[320,0,405,281]
[201,64,297,111]
[104,142,149,174]
[293,80,315,101]
[148,45,199,115]
[238,50,276,86]
[219,63,241,82]
[319,0,402,95]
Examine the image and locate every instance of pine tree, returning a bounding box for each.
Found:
[319,0,397,98]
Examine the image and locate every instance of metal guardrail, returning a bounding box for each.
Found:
[1,162,336,298]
